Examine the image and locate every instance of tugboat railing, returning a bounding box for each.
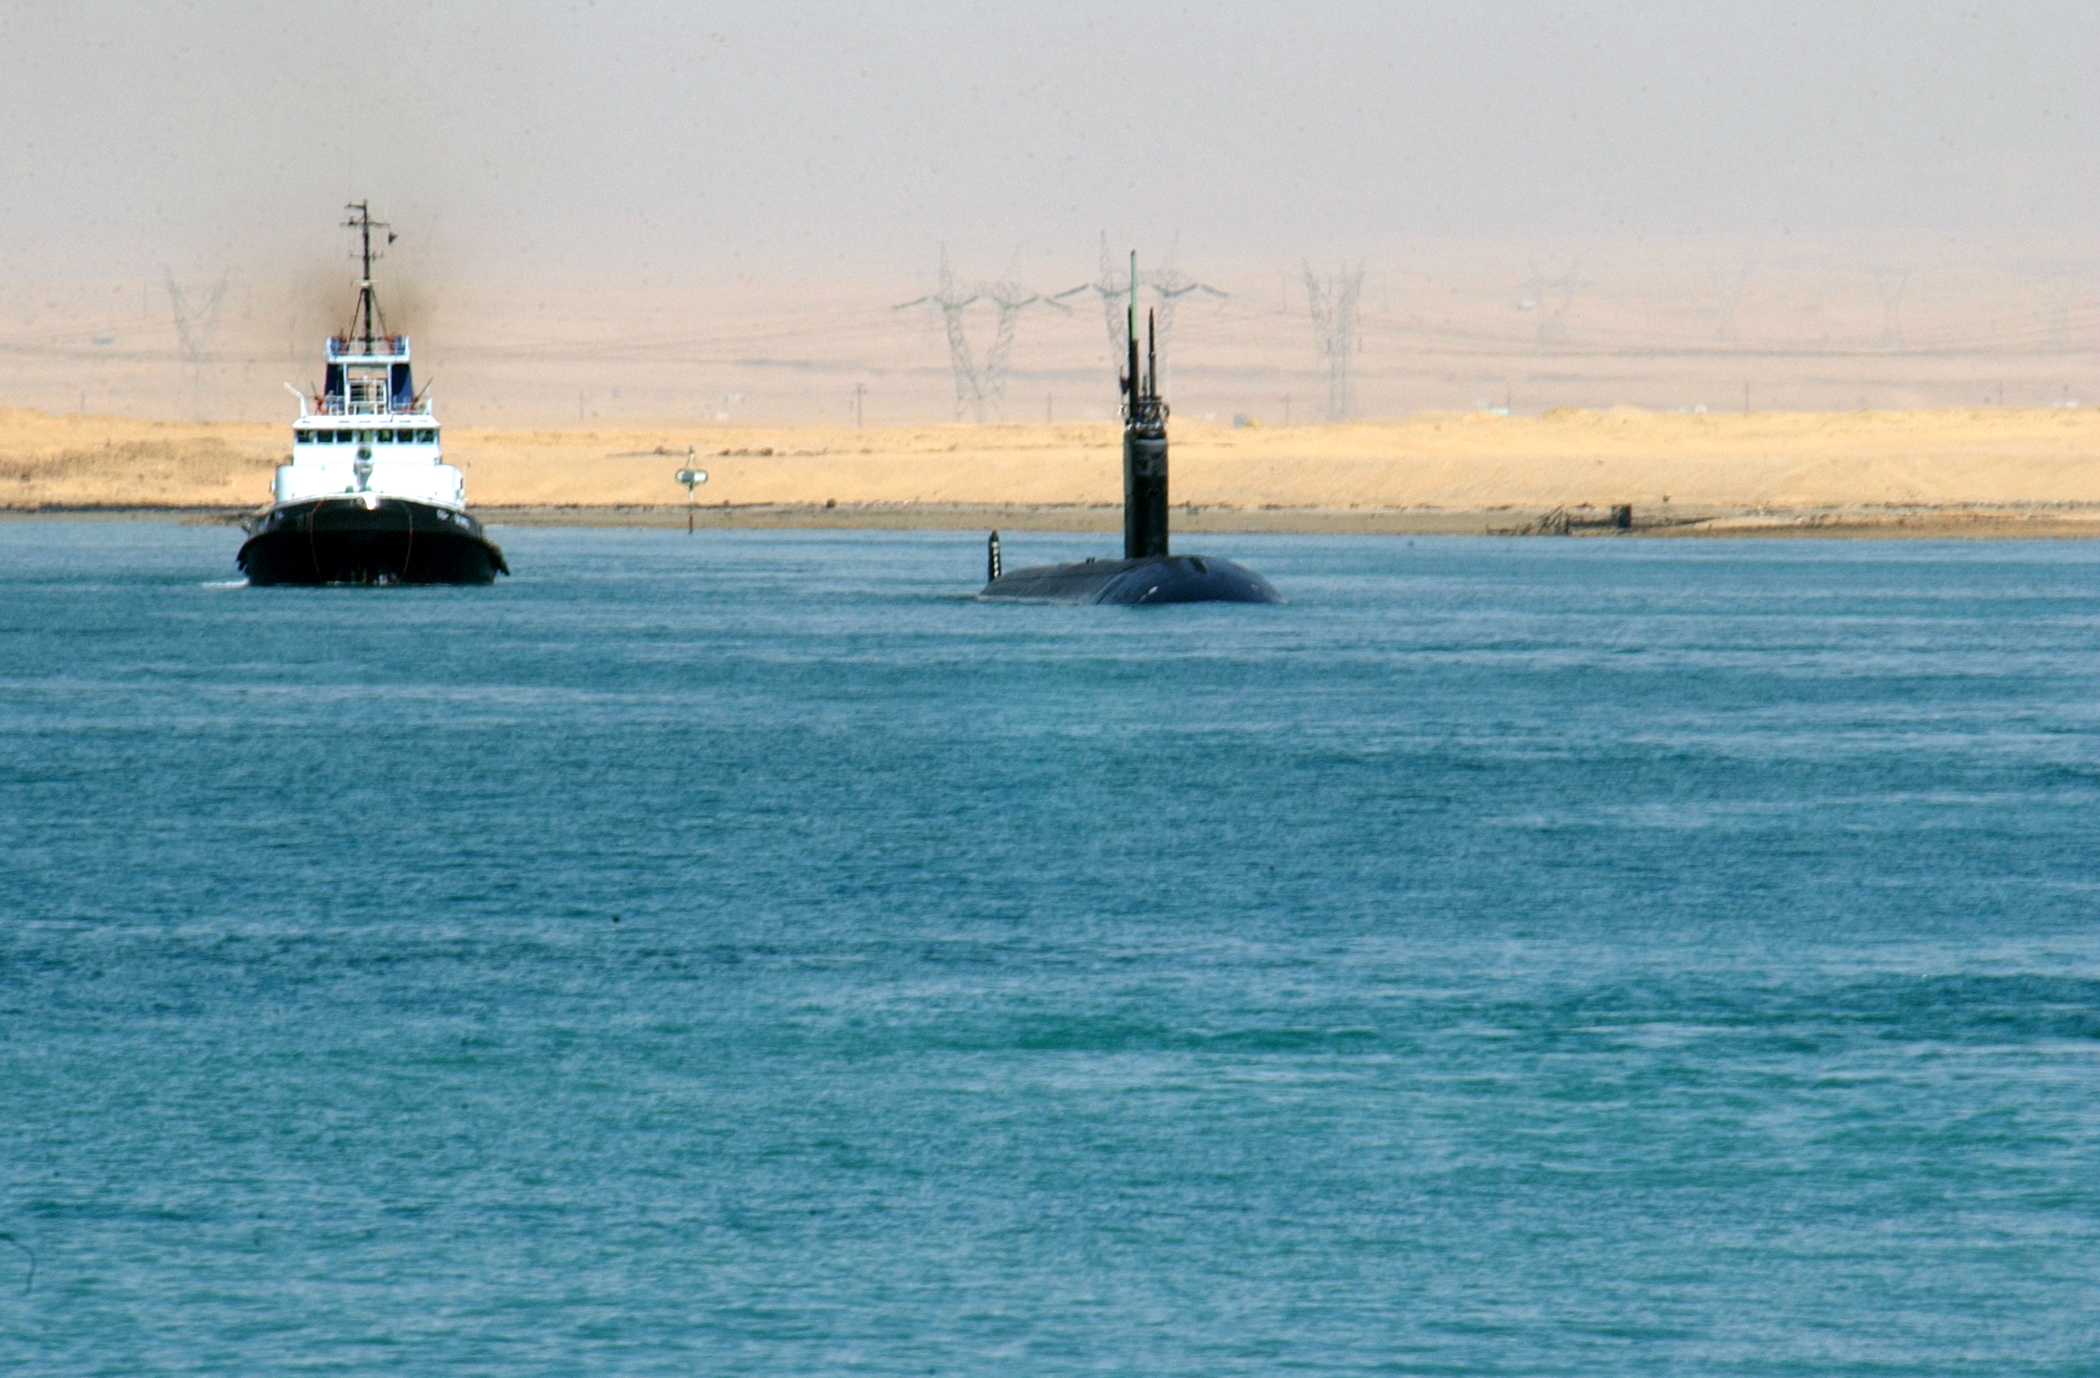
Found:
[311,396,435,417]
[326,335,410,360]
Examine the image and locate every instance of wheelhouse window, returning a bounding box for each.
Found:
[416,429,436,443]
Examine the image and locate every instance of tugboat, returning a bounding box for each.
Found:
[238,204,507,585]
[978,254,1278,605]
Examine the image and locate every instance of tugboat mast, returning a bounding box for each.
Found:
[342,201,393,351]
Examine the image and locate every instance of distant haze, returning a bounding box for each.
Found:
[2,1,2094,421]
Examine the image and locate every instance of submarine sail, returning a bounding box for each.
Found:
[978,254,1279,606]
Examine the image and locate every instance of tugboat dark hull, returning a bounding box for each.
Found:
[980,554,1281,605]
[238,497,508,586]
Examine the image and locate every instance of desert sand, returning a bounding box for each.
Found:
[3,405,2095,536]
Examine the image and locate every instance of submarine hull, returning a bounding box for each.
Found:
[980,553,1281,605]
[238,497,509,586]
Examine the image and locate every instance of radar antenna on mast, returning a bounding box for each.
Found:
[342,201,397,350]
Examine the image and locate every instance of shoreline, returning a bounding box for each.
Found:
[5,501,2099,540]
[7,406,2097,539]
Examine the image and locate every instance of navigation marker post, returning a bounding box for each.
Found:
[675,450,708,533]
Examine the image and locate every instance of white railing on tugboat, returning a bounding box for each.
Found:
[310,395,435,417]
[326,335,410,360]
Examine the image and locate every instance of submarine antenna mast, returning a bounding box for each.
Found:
[1129,251,1138,350]
[1122,253,1170,559]
[342,201,394,350]
[1122,251,1140,411]
[1147,308,1157,399]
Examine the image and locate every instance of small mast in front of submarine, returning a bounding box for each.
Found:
[1122,252,1170,560]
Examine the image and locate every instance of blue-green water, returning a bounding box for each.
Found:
[3,522,2096,1375]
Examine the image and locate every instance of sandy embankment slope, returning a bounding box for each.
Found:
[2,405,2095,534]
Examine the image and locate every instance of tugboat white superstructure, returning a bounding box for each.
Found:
[238,204,507,585]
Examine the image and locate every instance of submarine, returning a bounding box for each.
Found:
[978,258,1280,606]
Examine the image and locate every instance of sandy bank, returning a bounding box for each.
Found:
[3,406,2095,536]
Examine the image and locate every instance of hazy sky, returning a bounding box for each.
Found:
[3,1,2094,282]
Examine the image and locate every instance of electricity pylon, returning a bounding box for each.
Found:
[1524,257,1580,348]
[1056,233,1224,392]
[165,269,228,363]
[977,273,1066,421]
[1872,266,1911,349]
[1140,242,1226,394]
[1057,235,1141,362]
[1709,260,1753,346]
[1303,261,1365,421]
[164,269,229,418]
[895,247,983,421]
[2039,267,2080,352]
